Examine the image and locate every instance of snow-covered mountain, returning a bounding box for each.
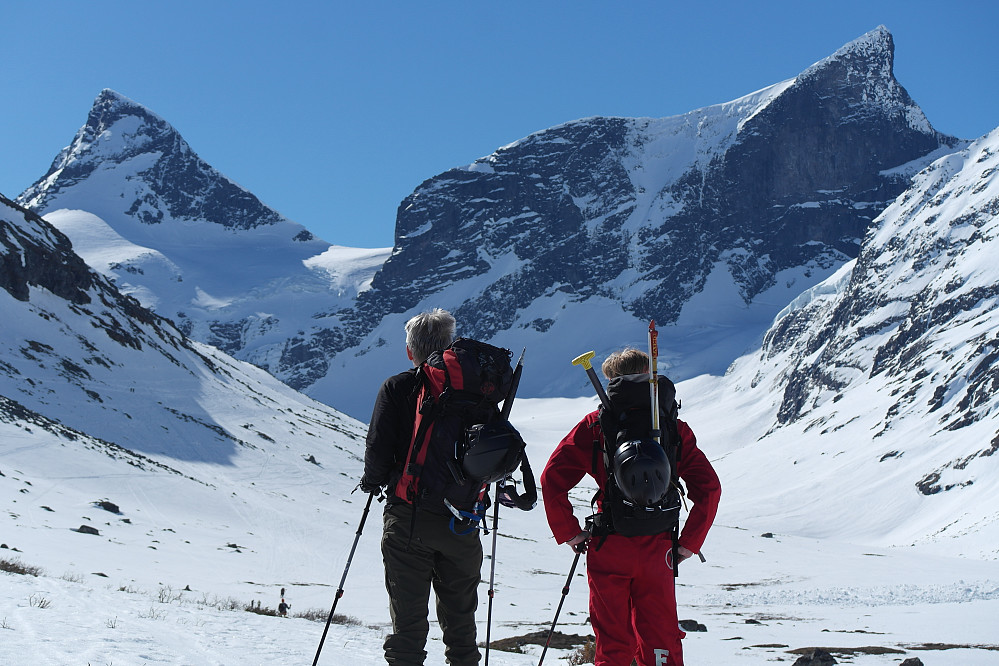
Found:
[313,25,960,417]
[16,89,389,394]
[1,190,371,600]
[679,123,999,558]
[18,27,958,421]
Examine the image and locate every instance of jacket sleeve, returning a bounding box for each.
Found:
[361,373,415,487]
[675,419,721,555]
[540,412,600,545]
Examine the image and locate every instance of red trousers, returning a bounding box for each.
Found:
[587,533,684,666]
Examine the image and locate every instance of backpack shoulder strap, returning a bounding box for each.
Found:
[393,366,447,503]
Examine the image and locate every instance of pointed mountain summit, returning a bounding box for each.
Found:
[17,90,389,390]
[20,89,286,231]
[312,27,958,417]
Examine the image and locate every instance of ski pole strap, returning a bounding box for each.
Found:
[444,498,486,535]
[497,455,538,511]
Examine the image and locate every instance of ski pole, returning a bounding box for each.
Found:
[501,348,526,420]
[571,351,612,411]
[484,481,502,666]
[537,549,583,666]
[313,490,376,666]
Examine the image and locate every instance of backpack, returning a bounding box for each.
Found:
[592,374,683,539]
[393,338,534,532]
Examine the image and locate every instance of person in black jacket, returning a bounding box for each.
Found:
[359,309,482,666]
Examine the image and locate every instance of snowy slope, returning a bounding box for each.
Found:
[680,125,999,559]
[3,398,999,665]
[4,174,999,663]
[1,190,373,617]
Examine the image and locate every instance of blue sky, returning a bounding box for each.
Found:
[3,1,996,248]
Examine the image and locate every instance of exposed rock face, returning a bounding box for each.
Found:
[1,194,94,305]
[16,29,958,416]
[1,194,163,347]
[764,128,999,436]
[352,26,952,344]
[20,89,286,231]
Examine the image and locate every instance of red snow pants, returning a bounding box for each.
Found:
[586,532,684,666]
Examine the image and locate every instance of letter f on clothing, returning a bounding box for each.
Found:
[655,648,670,665]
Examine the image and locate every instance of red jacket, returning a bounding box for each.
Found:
[541,410,721,554]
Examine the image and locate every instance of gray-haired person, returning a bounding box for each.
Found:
[359,309,482,665]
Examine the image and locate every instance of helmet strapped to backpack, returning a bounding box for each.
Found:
[462,421,525,484]
[611,436,671,507]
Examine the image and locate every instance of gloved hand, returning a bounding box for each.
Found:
[568,530,590,554]
[358,477,383,494]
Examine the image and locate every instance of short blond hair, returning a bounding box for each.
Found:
[405,309,455,365]
[601,347,649,379]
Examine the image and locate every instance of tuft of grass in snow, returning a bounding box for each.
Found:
[243,600,278,616]
[293,607,362,625]
[567,639,595,664]
[0,557,43,577]
[28,593,51,609]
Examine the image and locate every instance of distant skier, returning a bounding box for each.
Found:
[278,595,289,617]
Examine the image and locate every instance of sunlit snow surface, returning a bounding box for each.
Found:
[2,394,998,664]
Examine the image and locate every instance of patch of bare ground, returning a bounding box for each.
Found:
[487,630,593,653]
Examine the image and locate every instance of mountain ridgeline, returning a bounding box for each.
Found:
[15,27,962,419]
[364,27,950,339]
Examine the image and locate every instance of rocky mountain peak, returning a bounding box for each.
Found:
[795,25,934,136]
[19,89,288,232]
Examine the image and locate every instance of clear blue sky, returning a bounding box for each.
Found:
[3,1,996,248]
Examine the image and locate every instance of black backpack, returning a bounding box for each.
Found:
[592,374,683,539]
[393,338,536,532]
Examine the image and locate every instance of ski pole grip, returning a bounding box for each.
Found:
[572,351,612,410]
[571,351,596,371]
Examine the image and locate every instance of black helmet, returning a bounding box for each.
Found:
[612,438,670,507]
[462,421,524,483]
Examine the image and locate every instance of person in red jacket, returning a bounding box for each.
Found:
[541,348,721,666]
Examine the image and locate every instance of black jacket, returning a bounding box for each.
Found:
[362,368,420,495]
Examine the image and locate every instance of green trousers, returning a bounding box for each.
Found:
[381,503,483,666]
